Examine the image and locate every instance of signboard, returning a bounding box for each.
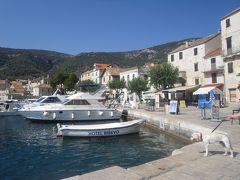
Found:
[169,100,178,114]
[211,101,220,121]
[179,100,186,108]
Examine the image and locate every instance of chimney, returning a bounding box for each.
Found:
[185,41,189,48]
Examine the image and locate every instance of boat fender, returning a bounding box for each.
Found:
[111,111,114,117]
[99,111,103,116]
[56,123,62,136]
[53,112,56,120]
[43,111,48,116]
[71,112,74,119]
[88,111,91,117]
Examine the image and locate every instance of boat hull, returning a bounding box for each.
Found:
[19,109,121,122]
[57,119,145,137]
[0,111,20,116]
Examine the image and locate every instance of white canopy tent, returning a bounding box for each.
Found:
[193,87,223,95]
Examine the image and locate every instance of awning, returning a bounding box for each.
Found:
[204,83,224,88]
[193,87,223,95]
[162,85,200,93]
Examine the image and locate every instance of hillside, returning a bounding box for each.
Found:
[0,38,195,79]
[0,48,71,80]
[58,39,195,75]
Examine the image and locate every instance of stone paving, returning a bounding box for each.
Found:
[66,103,240,180]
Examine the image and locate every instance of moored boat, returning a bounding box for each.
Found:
[18,92,121,122]
[0,100,22,116]
[56,119,145,137]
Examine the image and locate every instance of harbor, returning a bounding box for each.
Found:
[0,115,186,180]
[1,2,240,180]
[67,104,240,180]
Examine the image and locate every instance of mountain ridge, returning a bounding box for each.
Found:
[0,38,197,80]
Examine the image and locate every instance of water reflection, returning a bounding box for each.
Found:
[0,116,186,180]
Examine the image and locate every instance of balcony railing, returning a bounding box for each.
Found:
[203,64,224,73]
[222,45,240,57]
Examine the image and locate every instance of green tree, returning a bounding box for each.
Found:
[50,71,78,92]
[127,77,149,100]
[149,63,178,90]
[108,79,126,98]
[50,71,68,89]
[63,73,79,91]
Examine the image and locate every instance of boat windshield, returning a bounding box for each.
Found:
[64,99,91,105]
[41,97,62,103]
[36,97,46,102]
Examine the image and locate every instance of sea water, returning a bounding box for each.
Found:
[0,116,185,180]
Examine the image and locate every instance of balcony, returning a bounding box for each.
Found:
[203,63,224,73]
[222,45,240,57]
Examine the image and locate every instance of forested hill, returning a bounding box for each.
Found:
[0,38,195,80]
[0,48,71,80]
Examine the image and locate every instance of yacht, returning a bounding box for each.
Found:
[18,92,121,122]
[22,95,67,109]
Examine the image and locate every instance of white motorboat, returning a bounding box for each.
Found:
[56,119,145,137]
[22,95,67,109]
[0,100,22,116]
[18,92,121,122]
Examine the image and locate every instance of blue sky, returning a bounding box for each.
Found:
[0,0,239,55]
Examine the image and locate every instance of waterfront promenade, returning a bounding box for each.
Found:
[67,104,240,180]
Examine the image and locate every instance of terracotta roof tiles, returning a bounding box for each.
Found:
[94,63,111,70]
[38,84,52,89]
[204,48,222,59]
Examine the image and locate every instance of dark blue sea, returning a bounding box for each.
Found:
[0,116,186,180]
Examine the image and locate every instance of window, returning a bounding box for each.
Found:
[226,19,230,28]
[211,58,216,64]
[127,75,130,81]
[228,62,233,73]
[226,37,232,50]
[65,99,90,105]
[132,74,135,79]
[171,54,174,62]
[170,93,175,100]
[195,79,199,85]
[179,52,183,59]
[194,63,198,72]
[42,97,61,103]
[36,97,46,102]
[212,73,217,83]
[194,48,198,55]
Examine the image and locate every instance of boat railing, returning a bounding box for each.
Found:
[105,99,121,109]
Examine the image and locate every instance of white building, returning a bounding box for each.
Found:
[168,33,223,87]
[80,63,111,84]
[32,84,52,97]
[220,8,240,103]
[101,67,122,85]
[203,48,224,88]
[120,67,146,85]
[80,70,92,82]
[0,80,9,102]
[119,67,148,106]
